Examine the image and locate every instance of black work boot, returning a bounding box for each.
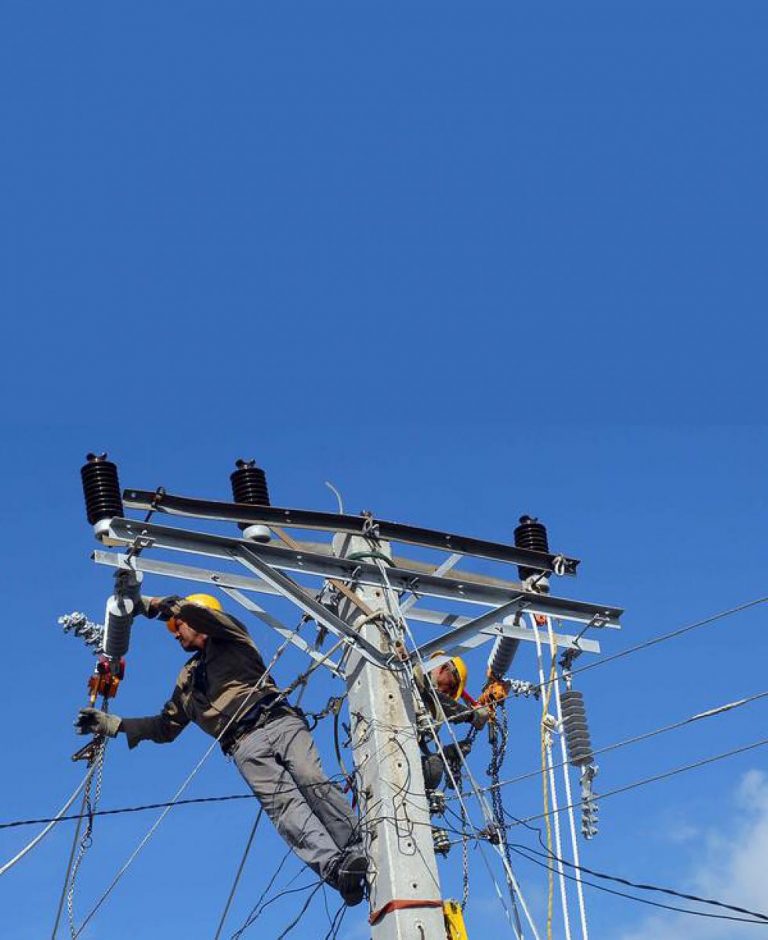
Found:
[336,852,367,906]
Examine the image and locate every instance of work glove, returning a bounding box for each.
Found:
[149,595,184,621]
[471,707,490,730]
[75,708,122,738]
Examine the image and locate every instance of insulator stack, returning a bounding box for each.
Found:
[432,827,450,856]
[59,612,104,651]
[560,689,594,767]
[102,595,134,660]
[514,515,550,584]
[428,790,446,817]
[230,459,271,542]
[487,634,520,678]
[81,453,124,540]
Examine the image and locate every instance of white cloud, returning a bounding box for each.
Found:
[619,770,768,940]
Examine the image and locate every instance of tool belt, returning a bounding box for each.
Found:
[222,693,293,755]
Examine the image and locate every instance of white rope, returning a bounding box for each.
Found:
[373,557,542,940]
[545,614,589,940]
[0,764,96,877]
[530,614,572,940]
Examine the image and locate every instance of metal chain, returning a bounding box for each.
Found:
[66,735,107,938]
[459,774,470,911]
[486,703,518,892]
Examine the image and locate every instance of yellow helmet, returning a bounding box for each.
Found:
[451,656,468,700]
[167,593,222,633]
[185,593,223,611]
[429,651,468,700]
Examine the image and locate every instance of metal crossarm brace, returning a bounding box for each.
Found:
[412,599,599,665]
[413,598,526,663]
[234,545,388,667]
[409,607,601,656]
[104,519,387,667]
[94,551,603,659]
[92,551,282,599]
[93,552,344,676]
[105,519,622,626]
[122,489,580,575]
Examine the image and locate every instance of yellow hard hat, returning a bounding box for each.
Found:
[167,593,223,633]
[429,651,468,700]
[185,593,223,611]
[451,656,468,700]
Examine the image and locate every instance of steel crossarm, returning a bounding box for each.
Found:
[233,545,389,667]
[92,551,343,676]
[105,519,388,666]
[415,604,603,665]
[122,488,580,576]
[106,519,622,625]
[406,605,602,656]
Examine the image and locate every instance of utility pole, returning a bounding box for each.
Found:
[334,531,446,940]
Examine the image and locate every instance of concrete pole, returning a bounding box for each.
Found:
[334,532,445,940]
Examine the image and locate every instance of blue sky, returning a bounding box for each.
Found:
[1,3,766,939]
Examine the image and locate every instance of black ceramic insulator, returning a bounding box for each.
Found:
[561,690,594,767]
[230,459,270,531]
[81,453,124,525]
[514,514,550,582]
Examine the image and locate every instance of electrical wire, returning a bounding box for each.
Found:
[512,842,768,923]
[475,687,768,797]
[275,881,325,939]
[533,595,768,694]
[7,700,766,837]
[213,807,263,940]
[0,763,97,877]
[491,736,768,830]
[51,789,89,940]
[509,843,768,925]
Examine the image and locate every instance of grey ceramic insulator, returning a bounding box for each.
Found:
[103,595,134,659]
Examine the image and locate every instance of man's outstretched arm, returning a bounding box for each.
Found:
[137,595,249,644]
[76,686,190,749]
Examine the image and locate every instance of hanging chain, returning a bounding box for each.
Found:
[458,773,470,911]
[66,725,108,937]
[485,702,519,895]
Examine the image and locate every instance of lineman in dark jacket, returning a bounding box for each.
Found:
[75,593,367,905]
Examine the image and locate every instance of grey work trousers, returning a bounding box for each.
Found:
[233,710,360,881]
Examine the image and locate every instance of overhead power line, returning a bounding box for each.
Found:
[510,844,768,926]
[510,842,768,924]
[480,687,768,795]
[540,595,768,693]
[500,736,768,828]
